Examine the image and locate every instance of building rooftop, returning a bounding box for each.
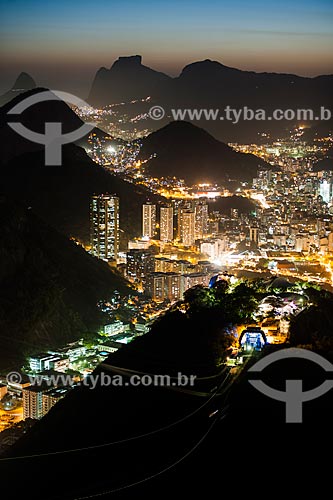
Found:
[23,383,52,393]
[29,353,60,361]
[43,387,72,398]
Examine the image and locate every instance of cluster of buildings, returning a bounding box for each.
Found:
[249,168,333,254]
[141,199,210,244]
[0,321,142,422]
[90,194,226,300]
[229,127,331,168]
[126,250,219,300]
[90,195,215,263]
[3,129,333,438]
[227,131,333,257]
[88,123,333,294]
[89,156,333,294]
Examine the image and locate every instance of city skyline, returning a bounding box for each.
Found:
[0,0,332,488]
[1,0,332,95]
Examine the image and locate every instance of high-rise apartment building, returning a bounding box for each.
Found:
[90,194,120,261]
[194,201,209,239]
[23,386,47,420]
[181,210,195,246]
[126,249,155,289]
[177,200,193,240]
[23,385,71,420]
[249,226,259,244]
[160,206,174,242]
[142,202,156,238]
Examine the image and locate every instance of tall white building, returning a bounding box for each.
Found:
[194,201,209,239]
[160,206,173,242]
[177,200,193,240]
[200,239,225,260]
[90,194,120,261]
[23,386,46,420]
[142,202,156,238]
[182,211,195,246]
[250,227,259,244]
[23,385,71,420]
[319,180,332,204]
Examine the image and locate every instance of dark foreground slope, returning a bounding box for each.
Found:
[2,281,331,497]
[0,200,130,369]
[2,349,330,499]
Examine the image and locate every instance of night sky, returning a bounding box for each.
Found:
[0,0,332,96]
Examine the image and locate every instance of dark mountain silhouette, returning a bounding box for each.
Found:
[139,121,269,184]
[88,56,333,141]
[0,87,117,165]
[12,72,36,90]
[172,59,332,110]
[0,91,164,244]
[0,200,131,370]
[0,72,36,107]
[0,145,163,246]
[0,88,89,164]
[88,55,171,107]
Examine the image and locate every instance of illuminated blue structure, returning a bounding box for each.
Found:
[209,272,233,288]
[239,327,267,351]
[209,275,219,288]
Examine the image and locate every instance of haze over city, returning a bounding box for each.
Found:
[1,0,332,95]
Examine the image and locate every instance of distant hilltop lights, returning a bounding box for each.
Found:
[188,183,225,199]
[195,190,222,199]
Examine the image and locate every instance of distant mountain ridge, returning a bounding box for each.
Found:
[88,56,333,141]
[0,72,36,107]
[88,55,171,106]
